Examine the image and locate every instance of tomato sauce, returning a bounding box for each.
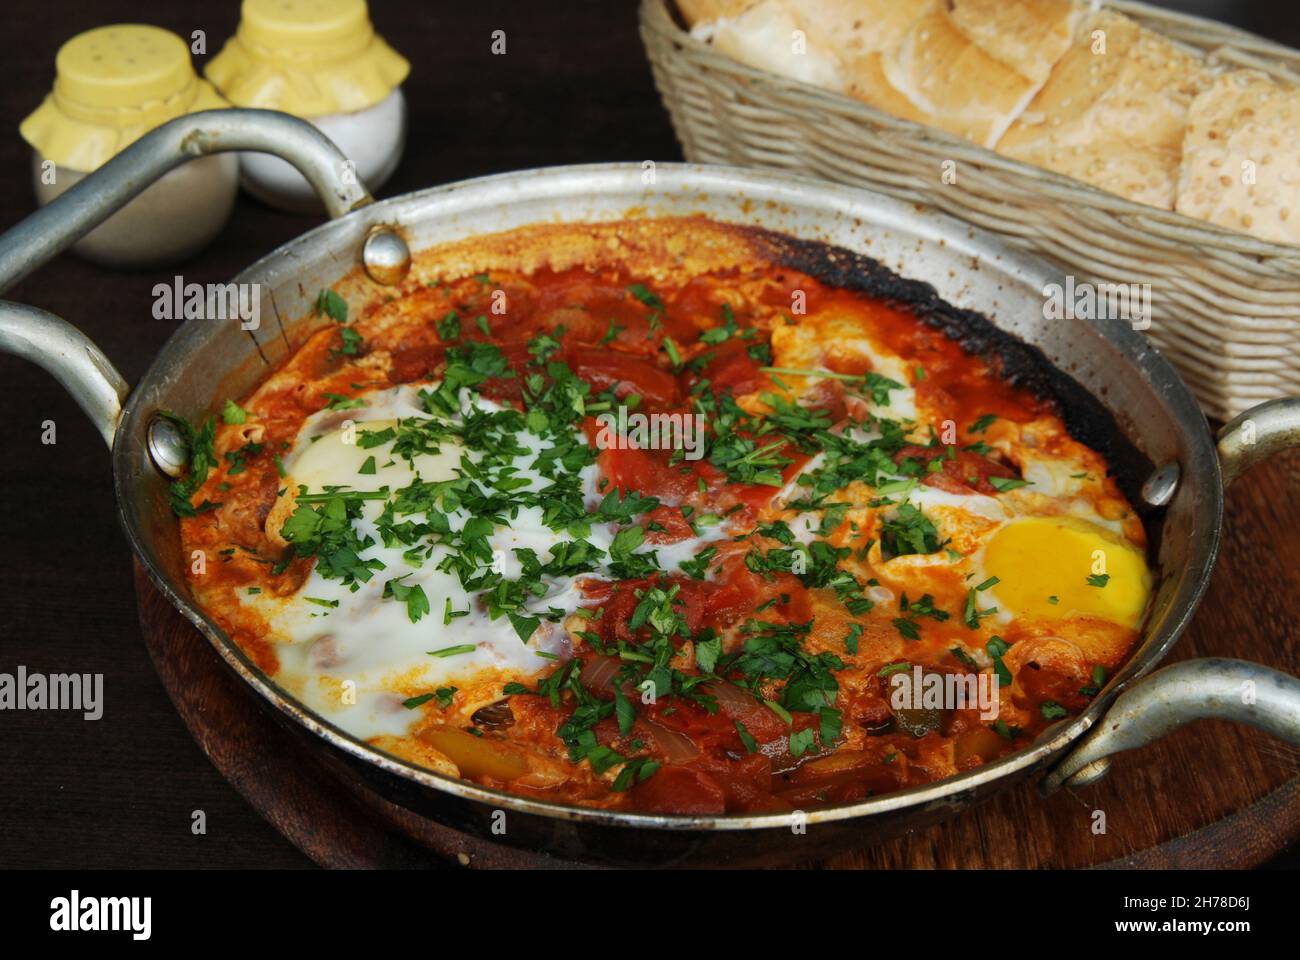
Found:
[177,223,1145,817]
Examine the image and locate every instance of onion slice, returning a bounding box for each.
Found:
[705,681,786,741]
[580,655,621,696]
[639,718,700,763]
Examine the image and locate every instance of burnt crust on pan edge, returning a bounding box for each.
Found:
[747,226,1154,512]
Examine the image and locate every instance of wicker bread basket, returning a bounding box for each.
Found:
[640,0,1300,420]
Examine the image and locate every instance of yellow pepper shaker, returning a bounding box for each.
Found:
[20,24,238,269]
[206,0,410,213]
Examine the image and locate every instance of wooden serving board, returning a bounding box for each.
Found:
[134,448,1300,869]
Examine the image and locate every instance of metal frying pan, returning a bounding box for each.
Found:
[2,110,1298,866]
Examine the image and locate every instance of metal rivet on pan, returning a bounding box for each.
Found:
[1141,462,1180,508]
[146,412,188,479]
[362,224,412,286]
[1063,757,1112,790]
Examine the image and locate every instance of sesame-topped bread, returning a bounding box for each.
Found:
[1176,70,1300,243]
[678,0,1300,244]
[997,10,1212,210]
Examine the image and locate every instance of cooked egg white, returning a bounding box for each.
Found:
[755,322,1153,639]
[769,316,919,422]
[236,305,1153,745]
[240,384,730,740]
[866,478,1150,631]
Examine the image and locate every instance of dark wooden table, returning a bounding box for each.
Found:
[0,0,1296,869]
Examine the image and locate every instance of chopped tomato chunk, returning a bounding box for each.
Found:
[629,764,727,815]
[695,339,766,397]
[597,445,723,506]
[894,444,1017,496]
[564,345,679,406]
[390,343,445,383]
[642,505,695,544]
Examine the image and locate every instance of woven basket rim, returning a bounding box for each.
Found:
[1110,0,1300,62]
[642,0,1300,265]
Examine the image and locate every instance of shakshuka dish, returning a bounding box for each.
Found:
[172,217,1153,815]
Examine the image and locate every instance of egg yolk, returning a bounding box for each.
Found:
[981,517,1151,628]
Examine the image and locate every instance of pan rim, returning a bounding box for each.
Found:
[115,161,1223,831]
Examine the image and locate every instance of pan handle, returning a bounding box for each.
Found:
[1045,396,1300,793]
[1216,396,1300,486]
[0,108,408,447]
[0,109,373,295]
[1042,659,1300,793]
[0,302,129,448]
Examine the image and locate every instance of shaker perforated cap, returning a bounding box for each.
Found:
[206,0,409,116]
[54,25,194,109]
[20,24,227,171]
[240,0,372,53]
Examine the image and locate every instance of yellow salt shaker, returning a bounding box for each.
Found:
[20,25,238,268]
[206,0,410,213]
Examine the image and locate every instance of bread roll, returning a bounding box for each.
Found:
[705,0,850,92]
[946,0,1082,85]
[995,11,1211,209]
[682,0,1300,243]
[1176,70,1300,244]
[693,1,1076,148]
[796,0,938,60]
[870,7,1045,148]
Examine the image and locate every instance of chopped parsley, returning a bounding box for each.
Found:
[322,392,367,411]
[315,288,348,323]
[221,399,247,424]
[627,283,665,310]
[160,412,220,517]
[1080,665,1108,698]
[383,576,431,623]
[892,617,921,641]
[280,492,386,586]
[1040,700,1069,720]
[880,503,942,557]
[949,646,977,668]
[598,318,624,345]
[699,303,753,345]
[334,326,364,357]
[437,311,461,342]
[986,636,1013,687]
[428,644,477,658]
[963,587,998,630]
[679,546,717,580]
